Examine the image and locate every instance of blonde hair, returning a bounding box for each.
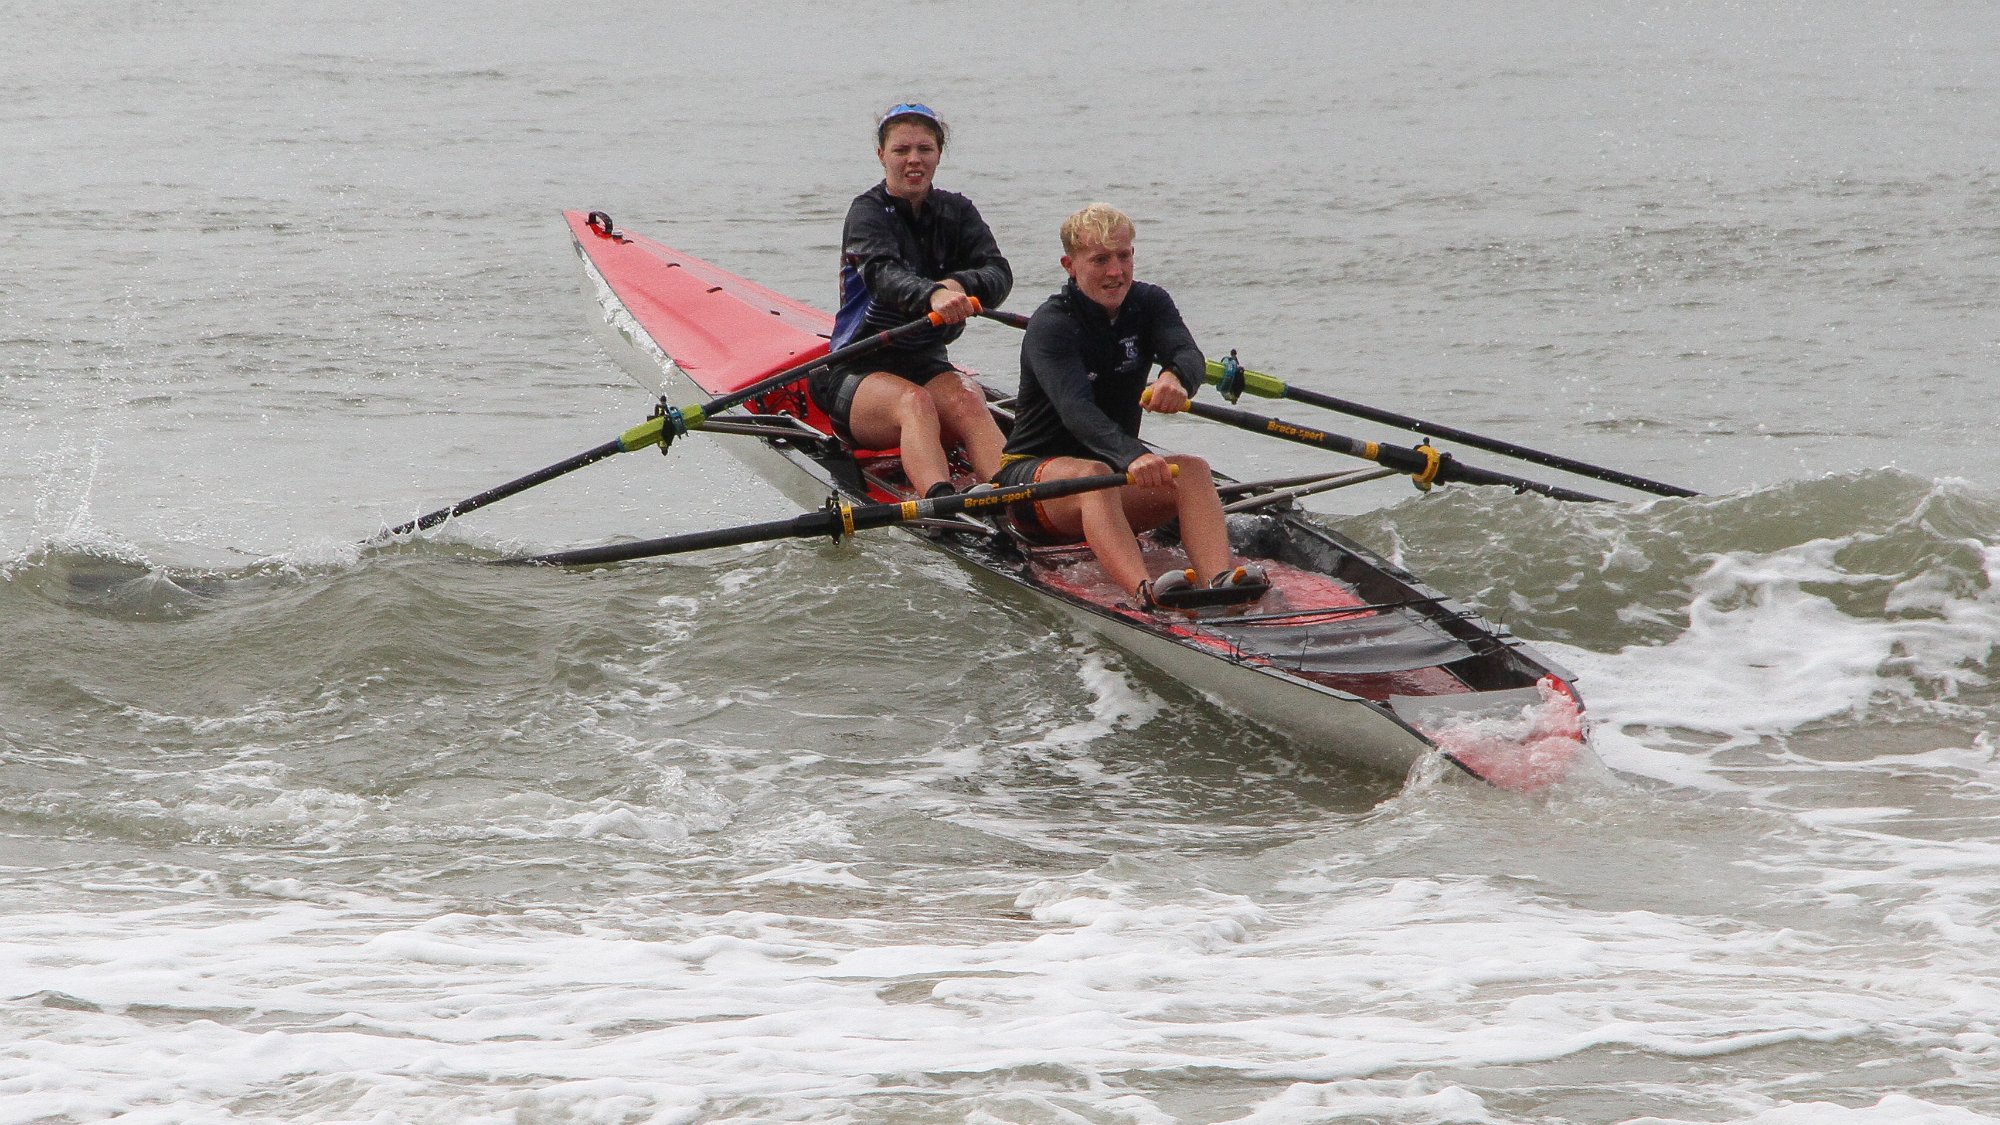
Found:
[1060,203,1135,255]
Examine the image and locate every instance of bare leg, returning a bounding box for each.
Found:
[926,373,1007,481]
[844,372,950,494]
[1111,454,1234,583]
[1036,453,1240,600]
[1030,458,1150,595]
[1161,453,1233,581]
[1077,487,1150,595]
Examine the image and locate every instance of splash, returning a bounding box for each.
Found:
[1415,677,1591,792]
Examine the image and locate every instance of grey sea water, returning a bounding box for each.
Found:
[6,3,2000,1122]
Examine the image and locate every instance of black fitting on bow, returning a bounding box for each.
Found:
[585,211,628,243]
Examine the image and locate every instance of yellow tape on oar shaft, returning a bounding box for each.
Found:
[617,416,664,451]
[616,404,709,452]
[1203,358,1286,398]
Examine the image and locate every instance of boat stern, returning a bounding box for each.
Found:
[1391,677,1591,792]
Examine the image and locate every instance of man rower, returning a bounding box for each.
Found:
[991,202,1267,611]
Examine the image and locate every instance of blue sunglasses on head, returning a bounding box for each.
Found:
[879,102,940,125]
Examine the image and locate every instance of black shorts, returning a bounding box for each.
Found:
[806,348,956,448]
[991,454,1085,546]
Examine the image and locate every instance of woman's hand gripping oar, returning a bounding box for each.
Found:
[369,303,979,543]
[497,466,1138,568]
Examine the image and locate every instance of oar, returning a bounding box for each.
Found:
[1147,391,1610,502]
[979,310,1693,498]
[499,466,1141,568]
[1204,352,1698,498]
[980,309,1031,329]
[372,306,975,541]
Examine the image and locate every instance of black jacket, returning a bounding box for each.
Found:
[831,182,1011,355]
[1005,279,1204,471]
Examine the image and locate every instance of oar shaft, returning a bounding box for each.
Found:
[377,438,627,539]
[511,510,832,567]
[374,308,973,543]
[503,468,1139,567]
[621,303,982,452]
[984,309,1688,496]
[1185,399,1607,503]
[715,304,970,414]
[1205,357,1698,498]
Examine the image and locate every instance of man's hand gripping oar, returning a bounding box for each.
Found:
[369,304,978,543]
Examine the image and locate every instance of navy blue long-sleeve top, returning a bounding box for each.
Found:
[1004,279,1204,471]
[830,182,1011,354]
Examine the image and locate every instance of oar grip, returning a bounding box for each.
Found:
[1120,463,1181,485]
[926,294,983,326]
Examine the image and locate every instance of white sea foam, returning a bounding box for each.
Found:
[1568,534,2000,754]
[1011,646,1161,757]
[5,859,1991,1123]
[1636,1096,2000,1124]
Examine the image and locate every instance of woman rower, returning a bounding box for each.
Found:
[808,102,1012,498]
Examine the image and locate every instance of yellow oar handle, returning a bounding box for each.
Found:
[1137,385,1191,412]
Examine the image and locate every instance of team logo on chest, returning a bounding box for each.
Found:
[1121,336,1140,369]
